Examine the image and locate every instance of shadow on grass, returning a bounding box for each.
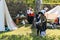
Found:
[0,27,57,40]
[17,24,24,28]
[25,24,31,27]
[0,30,14,35]
[0,24,31,35]
[0,34,58,40]
[30,26,57,40]
[0,24,60,40]
[17,24,31,28]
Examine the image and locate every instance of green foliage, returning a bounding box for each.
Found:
[43,0,60,4]
[5,0,35,17]
[0,24,60,40]
[0,35,59,40]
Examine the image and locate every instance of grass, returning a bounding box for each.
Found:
[0,24,60,40]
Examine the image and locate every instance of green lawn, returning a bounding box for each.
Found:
[0,24,60,40]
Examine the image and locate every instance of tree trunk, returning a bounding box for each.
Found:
[35,0,42,12]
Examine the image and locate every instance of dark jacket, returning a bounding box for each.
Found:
[36,15,47,31]
[41,15,47,31]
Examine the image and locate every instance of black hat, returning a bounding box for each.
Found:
[38,12,44,16]
[38,12,43,14]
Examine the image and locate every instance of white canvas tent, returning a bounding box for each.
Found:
[0,0,17,31]
[45,5,60,20]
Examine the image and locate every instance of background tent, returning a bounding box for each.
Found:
[0,0,17,31]
[45,5,60,20]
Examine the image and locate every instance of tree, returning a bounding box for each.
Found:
[35,0,42,13]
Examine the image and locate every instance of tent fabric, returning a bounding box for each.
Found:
[4,0,17,30]
[45,5,60,20]
[0,0,5,31]
[0,0,17,31]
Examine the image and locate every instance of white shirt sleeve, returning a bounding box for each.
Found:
[27,10,31,14]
